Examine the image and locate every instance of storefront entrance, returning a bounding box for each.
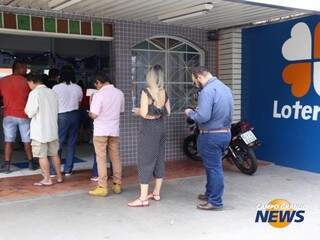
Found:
[0,33,111,175]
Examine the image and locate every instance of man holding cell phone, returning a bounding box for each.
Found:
[88,72,125,197]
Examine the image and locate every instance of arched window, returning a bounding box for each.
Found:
[131,36,205,113]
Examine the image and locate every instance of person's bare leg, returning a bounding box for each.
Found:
[4,142,13,162]
[153,178,163,196]
[128,184,149,206]
[38,157,52,184]
[23,143,33,161]
[51,155,63,182]
[140,184,149,200]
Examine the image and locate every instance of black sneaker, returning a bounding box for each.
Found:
[0,161,11,174]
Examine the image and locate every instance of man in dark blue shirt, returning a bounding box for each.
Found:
[185,66,233,210]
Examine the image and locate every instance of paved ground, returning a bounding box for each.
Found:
[0,160,205,199]
[0,164,319,240]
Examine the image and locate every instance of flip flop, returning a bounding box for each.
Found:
[33,181,53,187]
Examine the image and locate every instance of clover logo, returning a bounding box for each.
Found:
[282,22,320,97]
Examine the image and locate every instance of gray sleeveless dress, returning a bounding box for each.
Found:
[137,88,168,184]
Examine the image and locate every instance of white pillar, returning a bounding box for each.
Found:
[218,28,242,122]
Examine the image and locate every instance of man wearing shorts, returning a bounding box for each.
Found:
[0,60,36,173]
[25,73,63,186]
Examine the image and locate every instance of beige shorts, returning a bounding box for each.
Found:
[31,140,59,158]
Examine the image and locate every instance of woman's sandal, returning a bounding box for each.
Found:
[57,178,64,184]
[147,192,161,201]
[33,181,53,187]
[127,198,149,207]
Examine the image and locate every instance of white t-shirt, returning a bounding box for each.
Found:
[52,82,83,113]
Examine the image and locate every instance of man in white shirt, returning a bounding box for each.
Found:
[52,65,83,175]
[25,73,63,186]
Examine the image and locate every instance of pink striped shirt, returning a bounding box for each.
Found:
[90,84,125,137]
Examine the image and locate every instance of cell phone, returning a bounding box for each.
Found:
[86,89,98,97]
[187,106,195,111]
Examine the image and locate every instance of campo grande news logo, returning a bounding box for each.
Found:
[255,199,305,228]
[273,22,320,120]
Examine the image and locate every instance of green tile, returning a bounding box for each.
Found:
[17,15,31,30]
[69,20,80,34]
[0,12,3,28]
[92,22,102,36]
[44,17,56,32]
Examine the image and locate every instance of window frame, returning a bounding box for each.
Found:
[131,35,205,114]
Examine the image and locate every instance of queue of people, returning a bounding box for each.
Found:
[0,60,234,211]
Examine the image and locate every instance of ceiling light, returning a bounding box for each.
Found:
[161,11,209,23]
[159,2,214,22]
[49,0,82,11]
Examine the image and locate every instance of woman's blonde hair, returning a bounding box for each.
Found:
[146,65,164,89]
[146,65,165,103]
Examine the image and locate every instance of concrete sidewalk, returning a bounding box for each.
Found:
[0,164,319,240]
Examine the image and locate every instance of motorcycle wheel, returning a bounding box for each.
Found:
[229,146,257,175]
[183,135,202,161]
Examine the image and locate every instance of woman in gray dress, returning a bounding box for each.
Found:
[128,65,171,207]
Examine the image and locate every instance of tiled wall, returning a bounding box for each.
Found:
[218,28,242,122]
[112,20,215,166]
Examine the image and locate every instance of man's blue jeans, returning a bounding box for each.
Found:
[197,132,231,207]
[92,154,98,177]
[58,110,80,173]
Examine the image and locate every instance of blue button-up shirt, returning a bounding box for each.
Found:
[188,77,233,130]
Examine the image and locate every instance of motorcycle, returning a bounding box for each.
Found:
[183,118,261,175]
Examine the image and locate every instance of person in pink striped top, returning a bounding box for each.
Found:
[88,72,125,197]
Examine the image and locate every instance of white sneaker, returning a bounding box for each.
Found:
[64,171,73,176]
[90,176,99,182]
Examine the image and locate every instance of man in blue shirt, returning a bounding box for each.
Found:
[185,66,233,210]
